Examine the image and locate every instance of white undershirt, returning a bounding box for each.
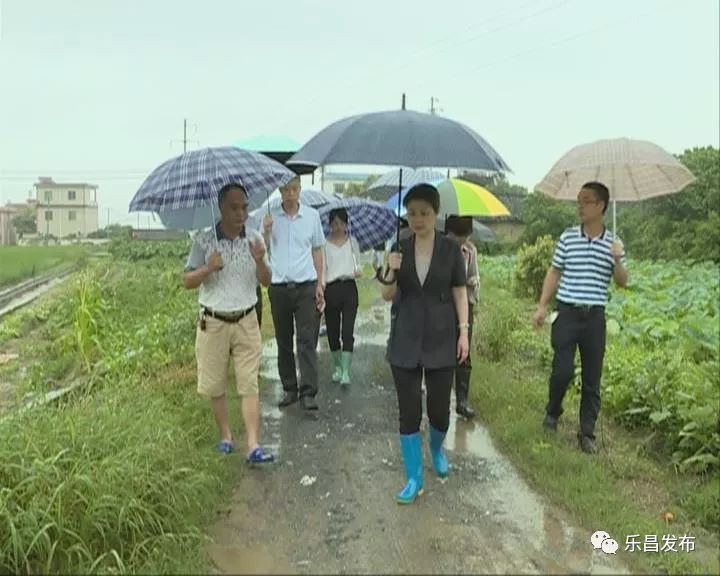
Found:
[324,237,359,284]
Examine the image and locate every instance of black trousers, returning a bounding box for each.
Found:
[268,282,321,398]
[454,303,474,402]
[391,365,454,435]
[546,302,606,439]
[324,279,359,352]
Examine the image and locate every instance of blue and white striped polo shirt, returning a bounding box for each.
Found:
[552,226,626,307]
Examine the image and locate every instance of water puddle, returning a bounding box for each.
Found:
[208,544,292,574]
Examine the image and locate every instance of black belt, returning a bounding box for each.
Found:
[326,278,355,286]
[270,281,315,289]
[558,301,604,312]
[202,306,255,323]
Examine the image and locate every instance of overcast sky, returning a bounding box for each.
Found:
[0,0,718,226]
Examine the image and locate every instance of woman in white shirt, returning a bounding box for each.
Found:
[323,208,362,385]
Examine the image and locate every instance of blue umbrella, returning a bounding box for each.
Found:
[317,198,397,252]
[130,146,295,232]
[287,100,511,247]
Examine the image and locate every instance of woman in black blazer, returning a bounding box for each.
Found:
[379,183,469,504]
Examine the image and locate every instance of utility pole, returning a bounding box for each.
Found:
[183,118,188,153]
[430,97,442,115]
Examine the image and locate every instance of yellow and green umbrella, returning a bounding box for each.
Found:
[437,178,511,217]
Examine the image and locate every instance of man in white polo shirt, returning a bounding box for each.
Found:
[263,175,326,411]
[533,181,628,454]
[183,183,274,463]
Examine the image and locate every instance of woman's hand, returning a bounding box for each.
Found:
[457,331,469,363]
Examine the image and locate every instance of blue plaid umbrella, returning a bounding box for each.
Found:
[318,198,396,252]
[129,146,295,230]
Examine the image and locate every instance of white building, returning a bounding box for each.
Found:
[34,177,99,238]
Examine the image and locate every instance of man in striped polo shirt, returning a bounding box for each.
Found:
[533,181,628,454]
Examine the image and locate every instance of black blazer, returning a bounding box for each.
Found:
[387,233,467,369]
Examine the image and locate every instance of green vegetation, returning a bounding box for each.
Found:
[0,246,92,288]
[0,243,249,574]
[471,255,719,575]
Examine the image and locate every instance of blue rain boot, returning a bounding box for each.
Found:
[396,432,424,504]
[428,424,449,478]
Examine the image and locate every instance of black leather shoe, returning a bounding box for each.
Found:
[578,433,598,454]
[542,414,558,431]
[300,395,319,411]
[456,404,476,419]
[278,392,298,408]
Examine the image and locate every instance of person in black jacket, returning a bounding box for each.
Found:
[379,183,469,504]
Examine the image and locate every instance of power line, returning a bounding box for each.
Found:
[256,0,577,132]
[405,1,672,94]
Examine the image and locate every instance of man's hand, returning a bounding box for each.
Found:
[457,332,469,363]
[263,214,273,235]
[611,240,624,261]
[532,305,546,330]
[250,239,266,262]
[388,252,402,271]
[315,283,325,313]
[207,251,224,272]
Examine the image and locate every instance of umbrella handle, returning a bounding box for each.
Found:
[396,168,403,250]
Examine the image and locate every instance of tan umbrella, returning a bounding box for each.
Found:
[535,137,696,231]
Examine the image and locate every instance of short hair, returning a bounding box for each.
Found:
[402,183,440,214]
[581,181,610,214]
[445,215,473,237]
[280,175,301,191]
[328,208,348,225]
[218,183,247,205]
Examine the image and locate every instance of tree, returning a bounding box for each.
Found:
[11,207,37,236]
[617,146,720,262]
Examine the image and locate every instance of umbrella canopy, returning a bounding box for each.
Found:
[287,109,511,172]
[384,178,511,218]
[535,138,696,202]
[365,167,446,201]
[130,146,295,232]
[437,178,511,217]
[250,188,337,217]
[317,198,397,252]
[536,137,699,233]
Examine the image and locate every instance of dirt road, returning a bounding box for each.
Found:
[206,302,629,575]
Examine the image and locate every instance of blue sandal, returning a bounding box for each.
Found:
[216,440,234,454]
[246,446,275,464]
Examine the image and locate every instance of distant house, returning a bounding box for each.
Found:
[321,172,376,196]
[33,177,99,238]
[0,208,18,246]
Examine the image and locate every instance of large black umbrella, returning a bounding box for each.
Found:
[287,95,511,251]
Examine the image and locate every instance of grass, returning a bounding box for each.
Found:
[0,253,257,574]
[0,245,92,288]
[470,273,719,575]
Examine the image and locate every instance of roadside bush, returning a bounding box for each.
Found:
[512,235,556,301]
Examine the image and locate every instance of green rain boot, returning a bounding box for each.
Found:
[340,351,353,385]
[331,351,342,383]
